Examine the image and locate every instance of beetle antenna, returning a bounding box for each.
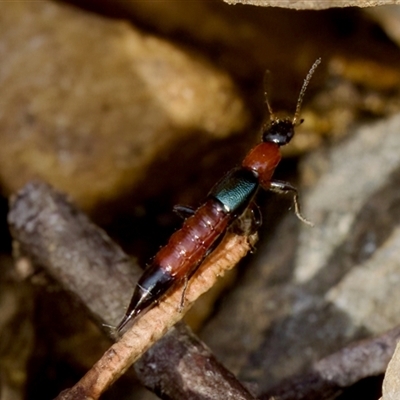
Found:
[292,58,321,126]
[263,70,276,121]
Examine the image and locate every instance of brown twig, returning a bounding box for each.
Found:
[260,325,400,400]
[55,232,254,400]
[8,181,257,400]
[135,321,258,399]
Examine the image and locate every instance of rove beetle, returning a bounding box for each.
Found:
[117,58,321,333]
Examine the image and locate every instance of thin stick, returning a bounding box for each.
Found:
[55,232,256,400]
[261,325,400,400]
[9,182,257,400]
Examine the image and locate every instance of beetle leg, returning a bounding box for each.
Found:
[178,231,227,312]
[229,203,261,253]
[179,276,189,312]
[232,203,261,234]
[269,180,313,226]
[173,204,196,219]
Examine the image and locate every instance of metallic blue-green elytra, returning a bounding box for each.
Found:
[209,167,259,217]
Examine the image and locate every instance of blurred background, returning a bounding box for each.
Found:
[1,1,400,399]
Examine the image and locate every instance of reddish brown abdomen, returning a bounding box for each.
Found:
[242,142,281,188]
[154,198,229,279]
[116,198,231,332]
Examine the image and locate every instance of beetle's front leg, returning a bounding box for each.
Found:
[269,180,313,226]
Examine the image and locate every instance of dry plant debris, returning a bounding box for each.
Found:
[223,0,400,9]
[9,181,257,400]
[3,0,400,399]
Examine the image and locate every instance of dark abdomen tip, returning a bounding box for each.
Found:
[117,266,175,332]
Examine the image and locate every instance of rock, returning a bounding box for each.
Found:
[201,113,400,393]
[382,341,400,400]
[0,1,247,212]
[365,6,400,47]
